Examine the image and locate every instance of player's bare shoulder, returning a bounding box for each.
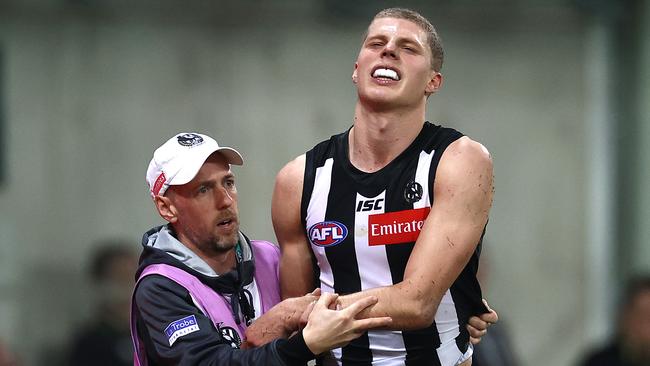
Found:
[274,154,306,194]
[436,136,493,200]
[446,136,491,166]
[273,154,307,226]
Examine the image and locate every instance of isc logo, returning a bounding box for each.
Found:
[308,221,348,247]
[356,198,384,212]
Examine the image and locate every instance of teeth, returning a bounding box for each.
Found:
[373,68,399,80]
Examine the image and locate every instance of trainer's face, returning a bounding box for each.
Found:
[353,17,441,108]
[165,153,240,254]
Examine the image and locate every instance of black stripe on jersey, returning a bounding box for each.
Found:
[302,150,322,289]
[301,150,317,229]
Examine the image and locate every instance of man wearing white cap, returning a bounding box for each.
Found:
[130,132,393,365]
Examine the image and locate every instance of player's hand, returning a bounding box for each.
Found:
[302,292,392,355]
[467,299,498,344]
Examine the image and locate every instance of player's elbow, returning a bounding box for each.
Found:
[397,285,439,329]
[415,301,438,328]
[398,299,437,329]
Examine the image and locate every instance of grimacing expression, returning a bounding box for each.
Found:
[353,17,440,109]
[167,152,240,254]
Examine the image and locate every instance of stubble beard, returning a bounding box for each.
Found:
[205,221,240,254]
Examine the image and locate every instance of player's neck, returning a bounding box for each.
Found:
[349,102,425,173]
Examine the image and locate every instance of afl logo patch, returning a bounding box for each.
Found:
[218,325,242,349]
[403,181,423,204]
[176,133,204,147]
[308,221,348,247]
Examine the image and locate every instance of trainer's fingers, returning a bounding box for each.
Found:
[353,316,392,331]
[309,288,321,297]
[305,300,316,315]
[469,336,481,345]
[342,296,379,316]
[315,292,339,309]
[301,300,317,327]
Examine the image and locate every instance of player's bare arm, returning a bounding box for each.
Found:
[337,136,494,330]
[272,154,317,299]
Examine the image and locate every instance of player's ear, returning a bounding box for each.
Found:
[425,71,443,95]
[154,195,178,224]
[352,62,359,84]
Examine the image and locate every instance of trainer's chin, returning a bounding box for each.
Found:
[211,238,237,253]
[214,226,240,250]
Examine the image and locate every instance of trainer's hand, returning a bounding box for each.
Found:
[245,289,321,348]
[302,292,392,355]
[467,299,498,345]
[299,288,321,329]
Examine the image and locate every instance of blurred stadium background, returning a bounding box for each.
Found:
[0,0,648,365]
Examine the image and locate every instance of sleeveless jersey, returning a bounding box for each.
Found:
[301,122,486,366]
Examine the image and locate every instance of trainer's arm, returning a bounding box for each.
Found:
[272,154,317,299]
[337,137,494,329]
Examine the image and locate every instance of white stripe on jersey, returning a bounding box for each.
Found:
[354,191,407,364]
[306,158,335,293]
[436,290,465,364]
[354,191,391,290]
[413,149,434,210]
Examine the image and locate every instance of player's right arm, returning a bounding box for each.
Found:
[272,154,316,299]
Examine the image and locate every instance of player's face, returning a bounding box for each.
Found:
[168,153,240,254]
[353,17,440,109]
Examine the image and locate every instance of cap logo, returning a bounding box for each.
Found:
[176,133,204,147]
[152,172,167,196]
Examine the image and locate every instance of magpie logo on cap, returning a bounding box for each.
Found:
[146,132,244,198]
[176,133,204,147]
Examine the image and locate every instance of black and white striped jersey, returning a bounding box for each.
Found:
[301,122,487,366]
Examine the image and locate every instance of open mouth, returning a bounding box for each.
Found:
[372,67,400,81]
[218,218,234,227]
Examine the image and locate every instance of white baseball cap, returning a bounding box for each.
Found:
[146,132,243,197]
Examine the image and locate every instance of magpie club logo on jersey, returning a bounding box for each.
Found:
[403,181,423,204]
[308,221,348,247]
[368,207,430,245]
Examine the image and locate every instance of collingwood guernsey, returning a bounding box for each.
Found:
[301,122,487,366]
